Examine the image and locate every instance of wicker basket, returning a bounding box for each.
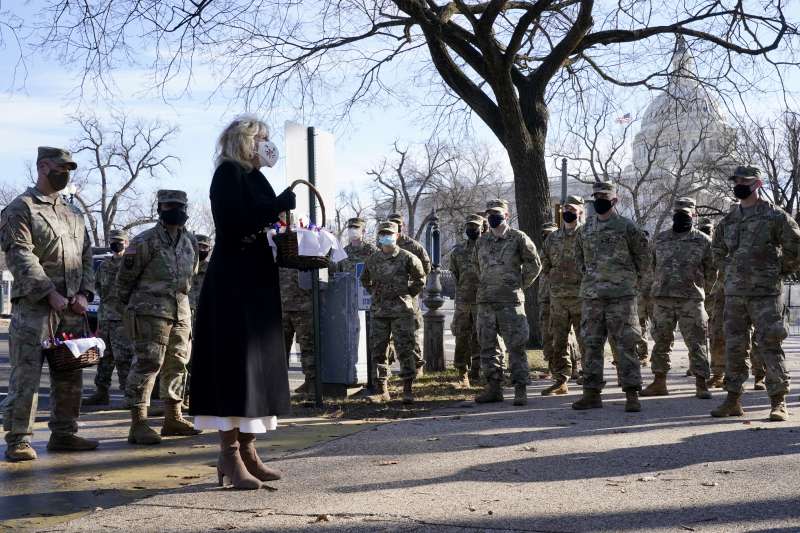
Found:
[273,179,331,271]
[43,314,101,373]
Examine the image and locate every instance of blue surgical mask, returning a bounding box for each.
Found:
[378,235,396,247]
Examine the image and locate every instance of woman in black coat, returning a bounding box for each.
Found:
[190,116,296,490]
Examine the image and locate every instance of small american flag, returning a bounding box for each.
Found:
[615,113,632,124]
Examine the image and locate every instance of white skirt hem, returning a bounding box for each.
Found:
[193,415,278,433]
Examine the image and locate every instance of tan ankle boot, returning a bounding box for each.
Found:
[695,376,712,399]
[161,400,201,436]
[624,390,641,412]
[238,433,282,481]
[367,381,391,403]
[572,389,602,410]
[218,430,261,489]
[710,392,744,417]
[641,372,668,397]
[541,379,568,396]
[402,379,415,405]
[474,380,503,403]
[128,405,161,445]
[769,395,789,421]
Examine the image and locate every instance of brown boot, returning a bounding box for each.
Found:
[83,387,110,406]
[5,442,37,462]
[572,389,602,410]
[217,430,261,489]
[624,390,641,412]
[708,374,724,388]
[238,432,282,481]
[402,379,415,405]
[710,392,744,417]
[367,381,391,403]
[641,372,668,397]
[695,376,712,400]
[161,400,201,436]
[474,380,504,403]
[513,384,528,406]
[753,377,766,391]
[468,364,480,382]
[128,406,161,445]
[541,379,568,396]
[47,433,99,451]
[769,395,789,422]
[455,371,471,389]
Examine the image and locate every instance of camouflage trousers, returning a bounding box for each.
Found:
[477,303,529,386]
[650,298,710,378]
[723,295,789,397]
[93,319,134,393]
[3,300,85,445]
[637,294,651,360]
[581,297,642,392]
[370,314,418,382]
[283,311,315,380]
[708,296,765,379]
[451,301,480,372]
[538,299,554,371]
[125,314,191,408]
[550,297,584,381]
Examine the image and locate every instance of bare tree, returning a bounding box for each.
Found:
[187,196,216,239]
[69,113,179,245]
[333,190,371,240]
[0,182,22,211]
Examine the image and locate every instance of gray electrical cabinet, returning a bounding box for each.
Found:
[319,272,368,386]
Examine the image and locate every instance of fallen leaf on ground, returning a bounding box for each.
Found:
[191,444,210,449]
[521,446,536,452]
[467,506,476,512]
[213,525,237,530]
[701,482,718,487]
[315,514,330,522]
[166,474,180,478]
[638,476,657,482]
[86,476,102,481]
[487,510,494,515]
[715,469,734,475]
[426,437,440,441]
[182,475,201,479]
[167,451,177,455]
[132,486,148,490]
[378,460,398,466]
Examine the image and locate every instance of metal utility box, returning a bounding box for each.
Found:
[319,272,368,386]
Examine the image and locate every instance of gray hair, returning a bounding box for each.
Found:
[215,114,269,171]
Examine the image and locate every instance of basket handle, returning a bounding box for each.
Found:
[47,310,93,341]
[286,179,326,229]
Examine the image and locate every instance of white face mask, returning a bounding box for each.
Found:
[347,228,362,241]
[256,140,279,168]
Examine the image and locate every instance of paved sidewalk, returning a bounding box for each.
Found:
[50,341,800,533]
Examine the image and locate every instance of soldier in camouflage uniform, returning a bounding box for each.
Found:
[117,189,200,444]
[636,231,653,365]
[541,195,585,395]
[474,199,541,406]
[360,222,426,404]
[641,198,714,400]
[84,230,134,406]
[279,267,315,398]
[449,214,484,387]
[1,147,99,461]
[189,234,212,323]
[336,217,378,274]
[538,222,559,378]
[572,181,650,413]
[711,166,800,421]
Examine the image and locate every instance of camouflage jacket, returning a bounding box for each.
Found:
[575,213,650,300]
[116,223,198,321]
[336,241,378,274]
[398,235,431,275]
[476,227,541,304]
[448,239,480,304]
[279,267,312,313]
[0,187,94,303]
[96,254,124,322]
[541,225,582,299]
[189,257,209,311]
[651,228,715,300]
[360,247,426,317]
[712,199,800,296]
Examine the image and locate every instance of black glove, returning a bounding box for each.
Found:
[276,189,296,211]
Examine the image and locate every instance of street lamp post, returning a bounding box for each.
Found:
[423,212,445,371]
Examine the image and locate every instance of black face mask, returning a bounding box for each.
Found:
[594,198,613,215]
[733,184,753,200]
[47,169,70,191]
[672,212,693,233]
[110,242,125,253]
[562,211,577,223]
[199,250,210,261]
[465,227,481,241]
[159,208,189,227]
[487,213,505,228]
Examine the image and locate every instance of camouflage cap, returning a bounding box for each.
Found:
[465,214,484,226]
[542,222,558,235]
[485,199,509,213]
[195,234,212,245]
[157,189,188,205]
[592,181,617,196]
[674,196,696,214]
[346,217,367,229]
[565,195,585,207]
[37,146,77,170]
[108,229,128,242]
[730,165,762,181]
[377,221,398,234]
[387,213,404,224]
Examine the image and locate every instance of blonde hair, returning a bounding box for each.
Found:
[215,114,270,171]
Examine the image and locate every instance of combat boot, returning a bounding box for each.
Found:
[161,400,201,436]
[468,364,480,382]
[710,392,744,417]
[572,389,602,410]
[641,372,668,397]
[128,406,162,444]
[624,390,641,412]
[685,369,693,377]
[541,379,568,396]
[455,371,471,389]
[708,374,724,388]
[474,380,504,403]
[753,377,766,391]
[47,433,99,451]
[402,379,415,405]
[769,395,789,422]
[513,384,528,406]
[83,387,110,406]
[5,442,37,462]
[294,378,310,395]
[366,381,391,403]
[695,376,712,400]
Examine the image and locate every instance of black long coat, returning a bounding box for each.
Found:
[190,160,291,418]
